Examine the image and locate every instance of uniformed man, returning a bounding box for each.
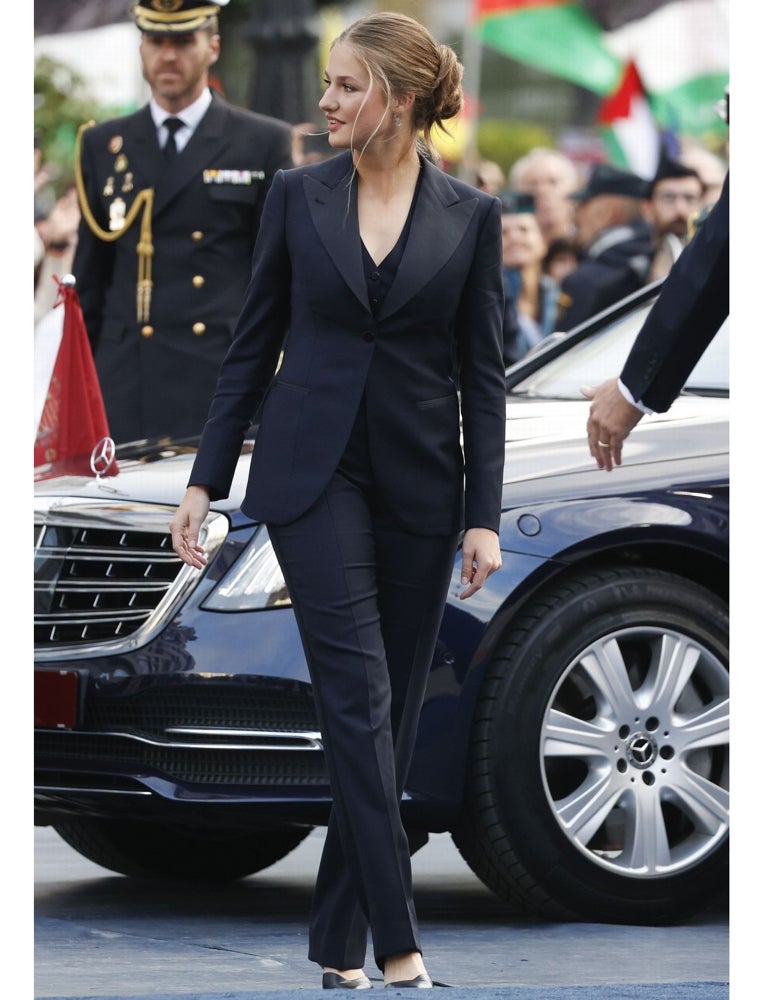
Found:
[72,0,294,443]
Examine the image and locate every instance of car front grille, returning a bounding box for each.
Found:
[35,731,329,787]
[35,680,325,791]
[85,681,319,738]
[34,522,178,644]
[33,500,228,660]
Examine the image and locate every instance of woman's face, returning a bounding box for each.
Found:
[318,41,393,151]
[500,213,547,269]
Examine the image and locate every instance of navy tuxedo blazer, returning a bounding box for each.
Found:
[190,150,507,535]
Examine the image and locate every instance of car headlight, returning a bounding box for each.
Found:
[202,525,291,611]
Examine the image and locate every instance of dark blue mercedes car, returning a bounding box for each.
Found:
[34,281,729,926]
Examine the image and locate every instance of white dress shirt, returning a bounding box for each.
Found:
[150,88,213,154]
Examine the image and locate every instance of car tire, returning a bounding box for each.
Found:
[452,566,729,925]
[52,818,313,880]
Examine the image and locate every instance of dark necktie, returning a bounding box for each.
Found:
[162,117,184,161]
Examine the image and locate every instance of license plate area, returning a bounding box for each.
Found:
[34,670,82,729]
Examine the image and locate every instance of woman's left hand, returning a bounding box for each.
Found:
[459,527,502,600]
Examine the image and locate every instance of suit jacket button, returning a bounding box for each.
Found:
[191,231,204,242]
[362,330,375,342]
[141,325,154,338]
[193,322,206,336]
[192,275,205,288]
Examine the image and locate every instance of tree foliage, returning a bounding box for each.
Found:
[476,119,556,179]
[34,54,105,192]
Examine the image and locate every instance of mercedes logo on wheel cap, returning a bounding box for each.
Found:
[90,437,117,479]
[626,733,658,769]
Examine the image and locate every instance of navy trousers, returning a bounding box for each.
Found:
[268,456,457,970]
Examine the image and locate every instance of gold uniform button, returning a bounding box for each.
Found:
[141,325,154,337]
[192,275,205,288]
[192,322,206,336]
[191,230,203,242]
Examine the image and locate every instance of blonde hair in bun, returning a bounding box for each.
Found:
[336,11,463,163]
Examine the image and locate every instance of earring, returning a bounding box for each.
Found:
[393,113,401,127]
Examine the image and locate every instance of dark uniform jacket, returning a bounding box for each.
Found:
[621,172,729,412]
[72,90,293,443]
[189,151,507,536]
[559,218,653,330]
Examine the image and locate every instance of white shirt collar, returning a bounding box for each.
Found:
[149,87,213,137]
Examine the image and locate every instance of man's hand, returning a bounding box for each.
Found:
[459,527,502,600]
[582,378,644,471]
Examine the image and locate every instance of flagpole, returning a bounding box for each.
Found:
[460,8,484,185]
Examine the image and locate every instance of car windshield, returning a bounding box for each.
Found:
[509,300,729,400]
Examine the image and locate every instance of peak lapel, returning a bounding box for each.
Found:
[304,155,369,312]
[379,162,478,321]
[120,106,165,185]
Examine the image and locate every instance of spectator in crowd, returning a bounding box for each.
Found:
[542,235,579,287]
[71,0,293,444]
[34,139,57,225]
[475,158,506,195]
[508,146,581,244]
[466,161,523,367]
[35,185,80,324]
[680,142,727,210]
[558,163,651,330]
[34,138,61,300]
[500,192,560,358]
[643,152,705,281]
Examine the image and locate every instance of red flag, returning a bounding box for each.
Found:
[34,277,118,477]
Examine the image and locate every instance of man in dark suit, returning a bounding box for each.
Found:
[643,152,705,281]
[584,171,729,470]
[558,163,652,331]
[72,0,294,443]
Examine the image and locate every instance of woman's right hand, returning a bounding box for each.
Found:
[170,486,211,568]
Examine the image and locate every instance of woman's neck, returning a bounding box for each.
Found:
[354,143,420,200]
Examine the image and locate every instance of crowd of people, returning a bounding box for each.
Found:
[36,132,726,434]
[472,139,726,365]
[33,0,728,436]
[35,78,728,442]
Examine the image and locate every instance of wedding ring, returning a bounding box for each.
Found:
[597,441,611,448]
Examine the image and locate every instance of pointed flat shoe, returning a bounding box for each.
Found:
[384,972,433,989]
[323,971,373,989]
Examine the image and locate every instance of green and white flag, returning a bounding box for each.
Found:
[471,1,729,164]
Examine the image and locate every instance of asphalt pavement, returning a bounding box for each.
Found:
[36,988,729,1000]
[33,826,730,1000]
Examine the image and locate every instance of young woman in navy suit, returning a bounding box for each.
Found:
[170,12,506,989]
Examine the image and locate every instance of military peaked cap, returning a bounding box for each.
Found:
[132,0,229,34]
[571,163,649,204]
